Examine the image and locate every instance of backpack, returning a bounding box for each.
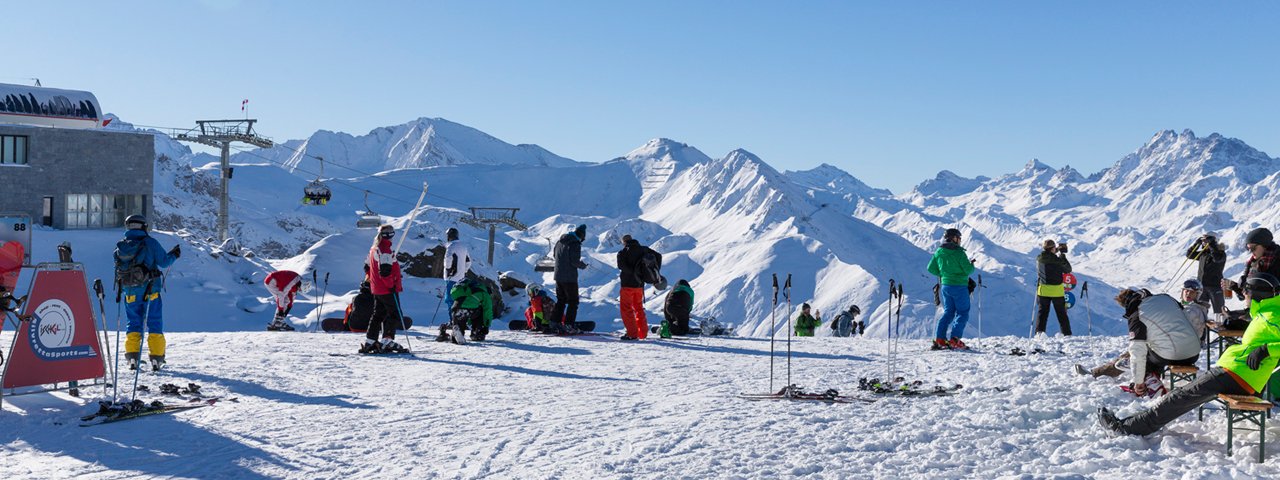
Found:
[637,249,662,285]
[114,238,154,289]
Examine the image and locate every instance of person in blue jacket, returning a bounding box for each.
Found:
[114,215,179,371]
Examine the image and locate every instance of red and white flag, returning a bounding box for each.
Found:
[241,99,249,111]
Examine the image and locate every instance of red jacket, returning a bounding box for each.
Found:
[264,270,302,296]
[368,239,402,295]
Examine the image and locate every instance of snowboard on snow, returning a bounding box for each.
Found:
[322,316,414,333]
[508,320,596,332]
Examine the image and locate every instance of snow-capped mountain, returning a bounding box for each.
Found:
[228,116,581,174]
[102,114,1280,339]
[862,129,1280,316]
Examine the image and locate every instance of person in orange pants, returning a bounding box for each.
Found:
[617,235,660,340]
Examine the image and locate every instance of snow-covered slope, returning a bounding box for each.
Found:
[4,333,1278,478]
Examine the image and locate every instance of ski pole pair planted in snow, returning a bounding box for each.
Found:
[766,273,793,392]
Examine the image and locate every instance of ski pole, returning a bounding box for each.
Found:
[784,274,792,389]
[895,283,903,380]
[92,279,113,397]
[312,272,329,333]
[430,286,445,328]
[976,275,984,350]
[769,273,778,392]
[887,279,895,381]
[392,291,413,352]
[111,281,123,403]
[1163,242,1203,293]
[129,284,154,403]
[1028,278,1039,339]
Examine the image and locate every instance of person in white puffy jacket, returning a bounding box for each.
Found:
[443,227,471,305]
[1118,288,1202,397]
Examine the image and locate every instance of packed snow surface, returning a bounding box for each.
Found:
[2,332,1276,479]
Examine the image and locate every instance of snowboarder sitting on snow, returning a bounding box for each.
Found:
[524,283,559,332]
[830,305,863,337]
[662,279,695,337]
[1034,239,1073,337]
[264,269,309,331]
[1100,272,1280,436]
[795,303,821,337]
[441,277,493,343]
[1220,228,1280,329]
[927,228,976,349]
[361,224,408,354]
[114,214,180,371]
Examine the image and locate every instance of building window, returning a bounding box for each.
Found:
[0,135,27,165]
[64,194,145,229]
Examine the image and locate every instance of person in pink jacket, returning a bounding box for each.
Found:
[361,224,408,354]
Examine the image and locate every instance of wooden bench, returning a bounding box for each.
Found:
[1166,365,1199,390]
[1218,394,1272,462]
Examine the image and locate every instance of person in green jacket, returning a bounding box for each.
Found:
[927,228,976,350]
[1035,239,1073,336]
[439,278,494,343]
[1100,272,1280,435]
[795,303,821,337]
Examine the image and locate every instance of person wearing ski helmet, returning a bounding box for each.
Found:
[927,228,976,349]
[829,305,863,338]
[795,303,821,337]
[552,224,589,332]
[114,214,180,371]
[1179,279,1209,338]
[443,227,471,307]
[361,224,408,354]
[1186,233,1227,315]
[1100,272,1280,436]
[662,279,695,336]
[263,269,308,331]
[1034,239,1073,337]
[524,283,558,331]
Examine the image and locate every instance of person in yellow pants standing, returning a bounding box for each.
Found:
[114,215,180,371]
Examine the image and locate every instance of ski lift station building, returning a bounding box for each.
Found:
[0,83,154,229]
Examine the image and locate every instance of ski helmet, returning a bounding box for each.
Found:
[446,227,459,242]
[849,305,861,316]
[525,284,541,297]
[1246,272,1279,300]
[378,224,395,239]
[1182,279,1202,291]
[943,228,962,241]
[124,214,147,231]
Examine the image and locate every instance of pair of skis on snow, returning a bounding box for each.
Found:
[78,382,236,426]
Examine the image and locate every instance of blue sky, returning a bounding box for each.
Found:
[8,1,1278,192]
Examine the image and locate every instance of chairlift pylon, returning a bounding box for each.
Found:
[302,156,332,206]
[355,190,381,229]
[534,237,556,272]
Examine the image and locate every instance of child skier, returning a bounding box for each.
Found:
[361,224,408,354]
[263,269,307,331]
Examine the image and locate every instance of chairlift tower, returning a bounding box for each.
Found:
[172,120,274,242]
[459,207,527,265]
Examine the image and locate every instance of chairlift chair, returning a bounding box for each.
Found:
[302,156,332,206]
[355,191,382,229]
[534,237,556,272]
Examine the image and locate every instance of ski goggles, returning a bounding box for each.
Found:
[379,231,395,239]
